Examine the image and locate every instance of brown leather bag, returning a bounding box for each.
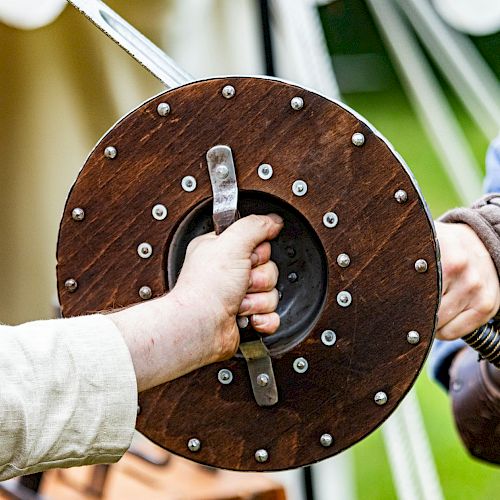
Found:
[450,347,500,464]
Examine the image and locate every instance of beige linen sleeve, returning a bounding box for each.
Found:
[0,314,137,481]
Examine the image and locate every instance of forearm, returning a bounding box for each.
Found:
[109,289,215,392]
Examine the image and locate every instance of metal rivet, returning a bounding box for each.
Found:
[288,272,298,283]
[137,405,141,415]
[157,102,171,116]
[104,146,117,159]
[64,278,78,293]
[139,286,152,300]
[222,85,236,99]
[323,212,338,228]
[320,434,333,447]
[137,242,153,259]
[337,291,352,307]
[237,316,249,329]
[286,247,296,258]
[351,132,365,146]
[292,180,308,196]
[71,208,85,221]
[293,357,308,373]
[256,373,270,387]
[374,391,388,405]
[258,163,273,180]
[218,368,233,385]
[407,330,420,345]
[321,329,337,346]
[290,96,304,110]
[255,449,269,463]
[337,253,350,268]
[415,259,428,273]
[188,438,201,452]
[181,176,197,192]
[394,189,408,204]
[215,164,229,179]
[152,204,167,220]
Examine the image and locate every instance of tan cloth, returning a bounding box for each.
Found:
[0,314,137,481]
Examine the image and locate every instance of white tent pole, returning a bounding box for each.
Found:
[366,0,481,204]
[397,0,500,140]
[401,392,445,500]
[268,469,307,500]
[382,408,421,500]
[382,391,444,500]
[312,452,356,500]
[270,0,340,98]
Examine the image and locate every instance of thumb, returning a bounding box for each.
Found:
[221,214,283,254]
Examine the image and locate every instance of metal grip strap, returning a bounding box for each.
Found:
[206,144,278,407]
[206,145,238,235]
[463,322,500,368]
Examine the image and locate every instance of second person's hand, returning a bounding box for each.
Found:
[435,221,500,340]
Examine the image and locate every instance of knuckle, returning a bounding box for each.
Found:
[270,313,280,332]
[186,233,211,253]
[259,242,271,260]
[270,263,279,283]
[271,288,279,306]
[255,264,275,290]
[466,274,482,294]
[185,239,198,254]
[248,214,266,229]
[264,273,274,290]
[436,329,455,341]
[269,262,279,284]
[443,253,467,276]
[476,292,499,318]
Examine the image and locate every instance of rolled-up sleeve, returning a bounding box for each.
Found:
[0,314,137,481]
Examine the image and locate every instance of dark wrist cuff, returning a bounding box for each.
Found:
[439,194,500,279]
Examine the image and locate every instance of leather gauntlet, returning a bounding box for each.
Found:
[449,346,500,464]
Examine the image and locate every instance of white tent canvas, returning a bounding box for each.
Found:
[0,0,66,30]
[432,0,500,35]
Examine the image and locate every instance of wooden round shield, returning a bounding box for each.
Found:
[57,77,440,471]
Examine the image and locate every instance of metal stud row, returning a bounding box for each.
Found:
[185,434,336,462]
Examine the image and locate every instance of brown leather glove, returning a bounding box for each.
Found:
[449,346,500,464]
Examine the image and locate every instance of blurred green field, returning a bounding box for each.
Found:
[342,89,498,499]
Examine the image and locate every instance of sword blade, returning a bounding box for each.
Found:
[67,0,193,88]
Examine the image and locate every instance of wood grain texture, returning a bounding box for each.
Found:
[56,77,440,471]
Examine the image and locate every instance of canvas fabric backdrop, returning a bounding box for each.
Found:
[0,0,264,325]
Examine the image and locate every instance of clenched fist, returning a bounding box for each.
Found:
[435,221,500,340]
[111,214,284,391]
